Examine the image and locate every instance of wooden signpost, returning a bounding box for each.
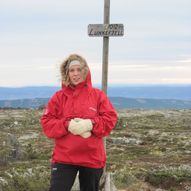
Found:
[88,0,124,190]
[88,0,124,94]
[88,24,124,37]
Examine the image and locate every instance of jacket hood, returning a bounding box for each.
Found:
[60,54,92,90]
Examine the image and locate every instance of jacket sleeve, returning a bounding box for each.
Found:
[40,93,69,139]
[92,91,118,138]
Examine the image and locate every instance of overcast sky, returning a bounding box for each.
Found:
[0,0,191,87]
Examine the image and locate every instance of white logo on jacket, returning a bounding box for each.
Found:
[89,107,97,112]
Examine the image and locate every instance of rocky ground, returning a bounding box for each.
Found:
[0,108,191,191]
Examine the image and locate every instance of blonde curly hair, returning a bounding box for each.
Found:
[60,54,89,86]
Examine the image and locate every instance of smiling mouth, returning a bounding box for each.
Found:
[73,78,80,81]
[72,78,81,83]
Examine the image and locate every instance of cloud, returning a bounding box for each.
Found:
[176,59,191,63]
[1,58,191,86]
[0,0,191,86]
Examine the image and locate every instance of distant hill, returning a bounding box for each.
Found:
[0,97,191,109]
[0,85,191,100]
[0,85,191,109]
[0,86,59,100]
[110,97,191,109]
[0,98,48,109]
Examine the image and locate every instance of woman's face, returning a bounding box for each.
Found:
[68,65,84,86]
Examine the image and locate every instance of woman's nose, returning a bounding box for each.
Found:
[74,70,79,75]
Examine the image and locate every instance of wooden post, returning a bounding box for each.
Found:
[88,1,124,190]
[102,0,110,94]
[102,1,110,190]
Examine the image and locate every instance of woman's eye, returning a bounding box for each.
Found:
[69,67,82,73]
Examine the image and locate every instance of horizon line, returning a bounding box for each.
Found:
[1,83,191,88]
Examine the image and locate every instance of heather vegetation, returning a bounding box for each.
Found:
[0,109,191,191]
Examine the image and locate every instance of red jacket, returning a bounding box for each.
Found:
[41,71,117,168]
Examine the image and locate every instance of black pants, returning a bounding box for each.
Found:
[49,163,103,191]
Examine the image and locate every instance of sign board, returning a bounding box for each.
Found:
[88,24,124,37]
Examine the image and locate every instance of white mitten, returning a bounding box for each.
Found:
[81,131,91,138]
[68,119,79,135]
[68,118,93,135]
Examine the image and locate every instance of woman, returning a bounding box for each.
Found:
[41,54,117,191]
